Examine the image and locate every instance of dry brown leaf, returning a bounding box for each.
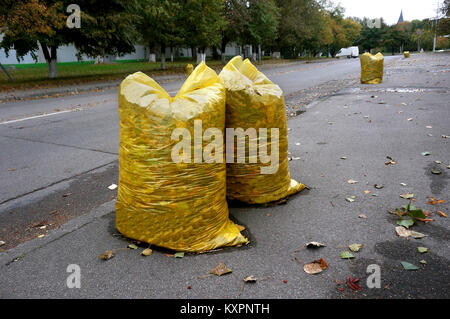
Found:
[210,262,232,276]
[99,250,114,260]
[437,211,447,218]
[243,276,257,283]
[303,258,328,275]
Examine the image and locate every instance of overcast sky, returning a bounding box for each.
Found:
[336,0,444,25]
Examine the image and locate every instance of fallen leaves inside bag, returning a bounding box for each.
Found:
[116,62,247,252]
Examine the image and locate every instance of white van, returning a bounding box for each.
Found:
[336,46,359,58]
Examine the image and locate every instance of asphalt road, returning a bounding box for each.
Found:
[1,53,449,299]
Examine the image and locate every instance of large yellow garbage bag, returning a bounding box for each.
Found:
[116,62,247,252]
[360,52,384,84]
[403,51,410,58]
[219,56,305,204]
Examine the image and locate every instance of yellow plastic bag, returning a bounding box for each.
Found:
[219,56,305,204]
[403,51,410,58]
[116,62,247,252]
[360,52,384,84]
[185,63,193,76]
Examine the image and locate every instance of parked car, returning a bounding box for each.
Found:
[336,46,359,58]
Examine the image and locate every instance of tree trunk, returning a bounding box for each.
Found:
[148,42,156,62]
[191,46,197,61]
[221,40,227,64]
[258,44,261,63]
[41,44,58,79]
[170,47,174,62]
[161,44,166,70]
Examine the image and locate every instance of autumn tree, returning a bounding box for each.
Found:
[0,0,139,78]
[0,0,66,78]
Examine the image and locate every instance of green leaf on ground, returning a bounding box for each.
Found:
[401,261,419,270]
[127,244,138,250]
[175,252,184,258]
[419,260,427,264]
[417,247,428,253]
[340,251,355,259]
[397,219,414,228]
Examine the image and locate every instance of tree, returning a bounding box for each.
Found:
[180,0,225,62]
[220,0,248,63]
[69,0,139,61]
[136,0,182,69]
[0,0,66,78]
[275,0,324,58]
[245,0,280,61]
[0,0,139,78]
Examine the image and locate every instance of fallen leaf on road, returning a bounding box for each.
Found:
[417,247,428,253]
[421,152,430,156]
[340,251,355,259]
[395,226,411,238]
[407,118,413,121]
[441,135,450,139]
[374,184,384,189]
[437,211,447,218]
[401,261,419,270]
[410,230,427,239]
[305,241,326,248]
[347,179,358,184]
[364,190,371,194]
[99,250,114,260]
[141,248,153,256]
[431,167,441,175]
[108,184,118,190]
[210,262,232,276]
[127,244,138,249]
[303,258,328,275]
[359,214,368,219]
[346,196,356,202]
[400,193,414,199]
[419,260,427,264]
[37,234,45,238]
[349,244,363,252]
[425,126,432,129]
[243,276,257,283]
[0,240,5,246]
[340,156,347,160]
[175,252,184,258]
[346,277,361,290]
[397,219,414,228]
[400,183,407,186]
[435,160,442,164]
[62,193,72,197]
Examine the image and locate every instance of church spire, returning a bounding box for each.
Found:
[398,10,404,23]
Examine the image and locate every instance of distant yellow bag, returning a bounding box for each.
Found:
[185,63,194,76]
[404,51,410,58]
[116,62,247,252]
[360,52,384,84]
[219,56,305,204]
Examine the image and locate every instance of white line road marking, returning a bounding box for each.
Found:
[0,109,75,125]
